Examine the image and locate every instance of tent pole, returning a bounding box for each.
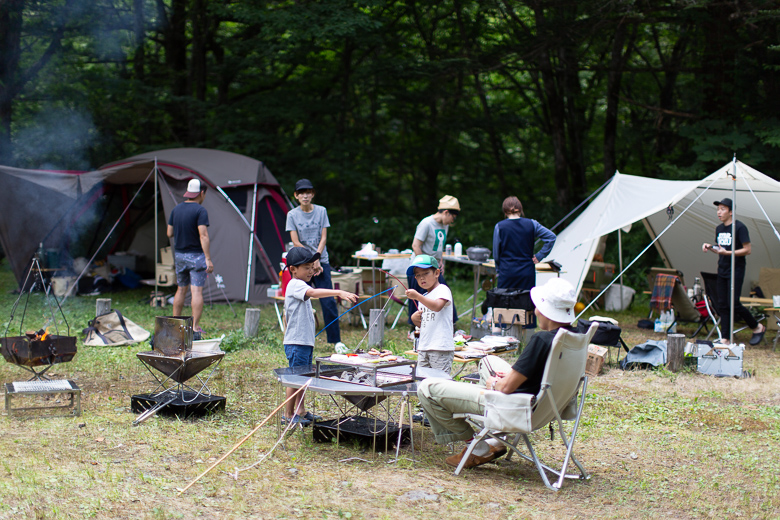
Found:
[618,228,624,309]
[729,155,737,344]
[245,183,258,302]
[154,157,159,301]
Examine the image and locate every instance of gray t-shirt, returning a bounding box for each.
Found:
[286,204,331,265]
[283,278,315,346]
[413,215,448,260]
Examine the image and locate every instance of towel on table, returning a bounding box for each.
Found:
[650,274,678,312]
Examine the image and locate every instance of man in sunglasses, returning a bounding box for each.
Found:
[407,195,460,333]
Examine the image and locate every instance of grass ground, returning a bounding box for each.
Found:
[0,260,779,519]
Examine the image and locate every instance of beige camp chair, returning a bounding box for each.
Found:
[453,322,598,491]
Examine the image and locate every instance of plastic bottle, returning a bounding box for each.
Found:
[445,244,452,255]
[454,241,463,256]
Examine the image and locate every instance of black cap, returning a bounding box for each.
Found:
[295,178,314,192]
[286,246,320,267]
[713,198,733,210]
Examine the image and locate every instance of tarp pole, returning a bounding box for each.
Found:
[155,157,159,300]
[618,228,624,308]
[245,183,258,301]
[730,155,737,344]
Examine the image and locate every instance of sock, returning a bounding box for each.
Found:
[471,440,491,457]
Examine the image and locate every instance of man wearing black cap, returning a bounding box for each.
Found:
[702,198,765,345]
[285,179,346,351]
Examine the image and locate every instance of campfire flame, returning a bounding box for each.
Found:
[41,328,50,341]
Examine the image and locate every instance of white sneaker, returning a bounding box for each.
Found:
[334,342,349,354]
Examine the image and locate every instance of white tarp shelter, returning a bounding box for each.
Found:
[539,161,780,297]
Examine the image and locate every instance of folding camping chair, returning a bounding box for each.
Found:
[452,322,598,491]
[650,273,710,338]
[700,271,765,341]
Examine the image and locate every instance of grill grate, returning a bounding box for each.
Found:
[12,380,74,392]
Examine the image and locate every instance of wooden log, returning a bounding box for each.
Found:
[667,333,686,372]
[96,298,111,317]
[368,309,385,347]
[244,308,261,337]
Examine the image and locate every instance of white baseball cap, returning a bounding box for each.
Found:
[184,179,203,199]
[530,278,577,324]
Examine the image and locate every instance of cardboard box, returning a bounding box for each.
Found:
[586,344,608,377]
[156,263,176,286]
[360,268,388,295]
[160,246,174,266]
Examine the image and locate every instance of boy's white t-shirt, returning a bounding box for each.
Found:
[284,278,315,346]
[417,283,454,352]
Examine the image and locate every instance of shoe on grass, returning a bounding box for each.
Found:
[445,444,507,469]
[281,414,312,427]
[303,411,322,422]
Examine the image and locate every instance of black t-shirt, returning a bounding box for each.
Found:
[715,220,749,277]
[511,326,573,395]
[168,201,209,253]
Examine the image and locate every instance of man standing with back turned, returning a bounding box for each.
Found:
[167,179,214,334]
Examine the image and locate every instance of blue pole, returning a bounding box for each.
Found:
[315,287,395,337]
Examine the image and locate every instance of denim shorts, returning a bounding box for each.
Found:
[175,251,207,287]
[285,344,314,368]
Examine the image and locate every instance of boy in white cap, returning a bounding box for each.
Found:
[417,277,578,469]
[407,195,460,332]
[406,254,455,374]
[167,179,213,333]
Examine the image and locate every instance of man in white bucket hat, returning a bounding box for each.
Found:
[417,277,577,469]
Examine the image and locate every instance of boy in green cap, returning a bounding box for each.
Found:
[406,254,455,374]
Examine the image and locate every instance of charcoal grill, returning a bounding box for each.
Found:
[2,256,77,380]
[132,316,225,425]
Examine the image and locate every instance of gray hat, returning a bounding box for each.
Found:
[286,246,320,267]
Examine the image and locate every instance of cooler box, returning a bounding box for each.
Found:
[156,264,176,286]
[697,343,743,377]
[160,246,174,265]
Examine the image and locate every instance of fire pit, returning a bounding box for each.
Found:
[2,257,77,380]
[132,316,225,425]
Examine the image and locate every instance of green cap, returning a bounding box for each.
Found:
[407,254,439,276]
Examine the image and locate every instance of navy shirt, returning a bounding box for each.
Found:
[168,201,209,253]
[493,218,556,290]
[715,220,749,277]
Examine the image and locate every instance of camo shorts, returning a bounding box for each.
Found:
[174,251,207,287]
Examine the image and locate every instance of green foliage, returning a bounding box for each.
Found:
[3,0,780,274]
[220,322,282,353]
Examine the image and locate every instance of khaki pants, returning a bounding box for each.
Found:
[417,355,512,444]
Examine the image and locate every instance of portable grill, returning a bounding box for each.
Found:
[2,256,77,380]
[132,316,225,425]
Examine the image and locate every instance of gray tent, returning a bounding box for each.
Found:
[0,148,293,303]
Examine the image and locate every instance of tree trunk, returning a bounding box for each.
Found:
[603,18,632,181]
[0,0,24,164]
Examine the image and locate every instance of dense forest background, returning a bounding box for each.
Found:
[2,0,780,285]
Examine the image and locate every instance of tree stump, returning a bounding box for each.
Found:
[667,333,685,372]
[96,298,111,317]
[368,309,385,347]
[244,308,261,337]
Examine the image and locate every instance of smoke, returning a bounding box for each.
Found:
[13,108,97,171]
